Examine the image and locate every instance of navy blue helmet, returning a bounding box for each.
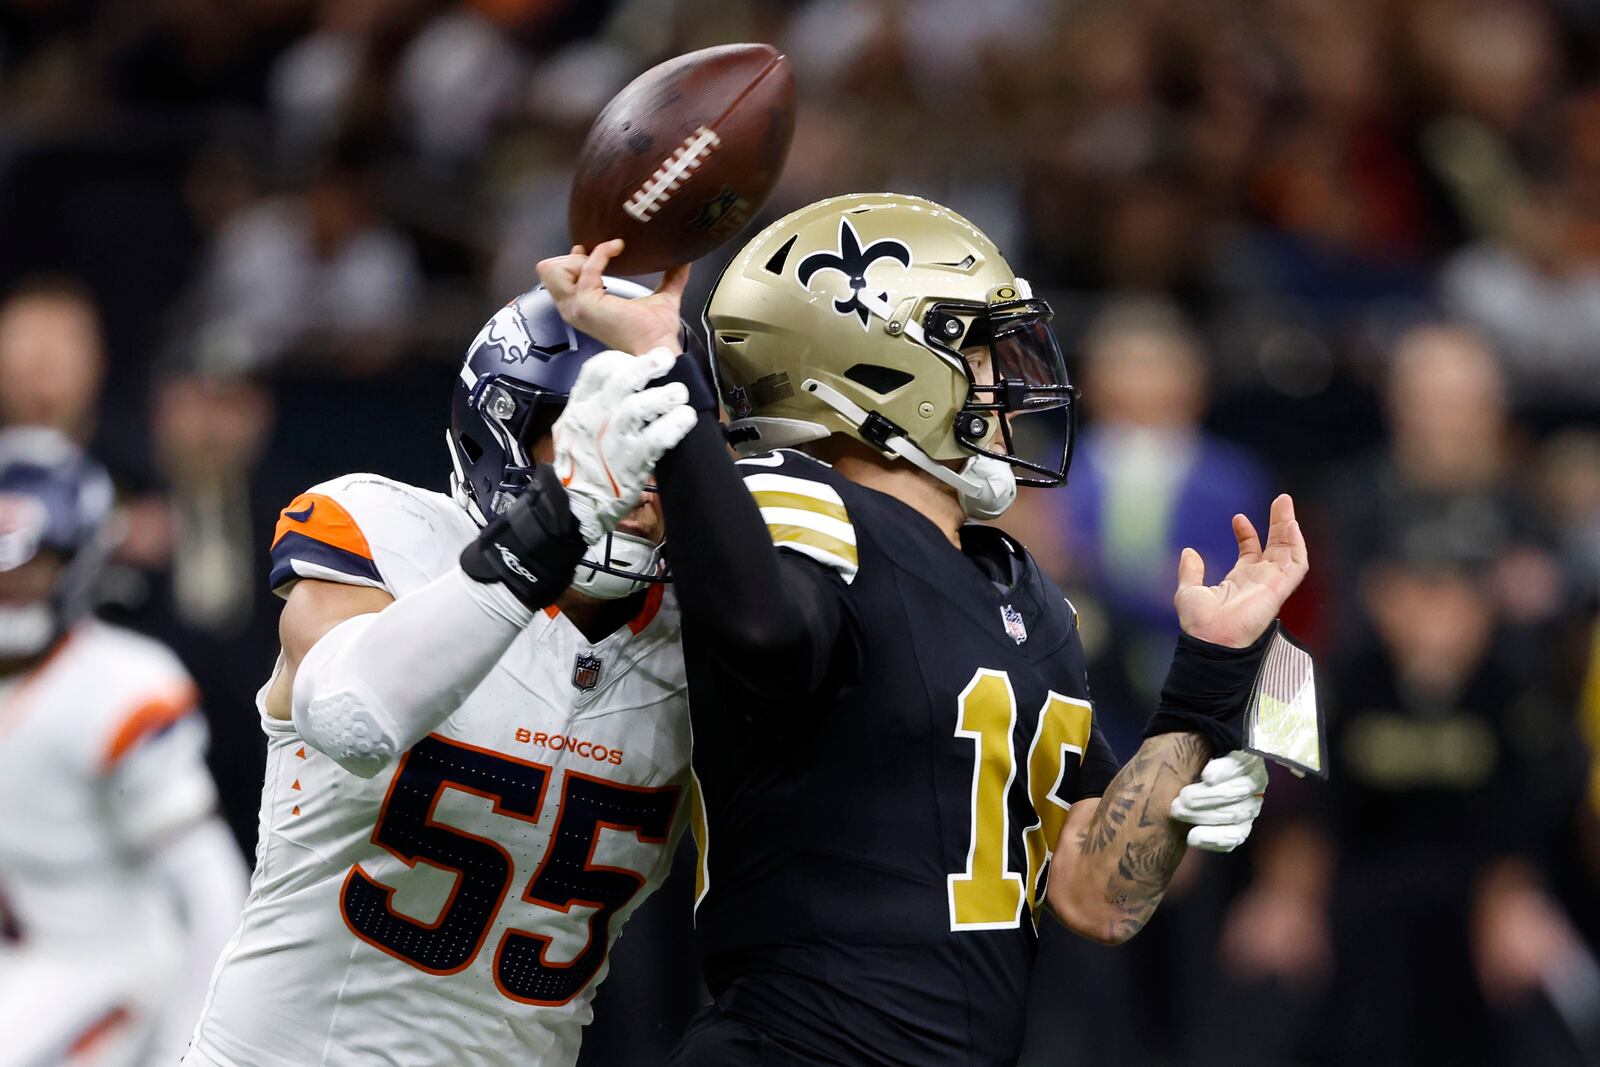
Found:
[448,278,654,523]
[448,279,702,598]
[0,428,114,656]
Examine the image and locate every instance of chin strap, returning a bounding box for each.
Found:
[570,530,664,600]
[801,378,1016,519]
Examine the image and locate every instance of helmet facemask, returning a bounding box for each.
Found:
[919,293,1079,488]
[463,377,563,519]
[455,377,668,600]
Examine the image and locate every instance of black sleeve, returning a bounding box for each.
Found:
[654,410,858,701]
[1068,721,1121,802]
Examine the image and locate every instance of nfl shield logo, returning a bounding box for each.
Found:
[1000,605,1028,645]
[572,653,602,691]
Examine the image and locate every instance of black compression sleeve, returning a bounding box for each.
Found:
[654,411,853,701]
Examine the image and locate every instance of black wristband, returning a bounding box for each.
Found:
[1143,623,1277,757]
[459,464,587,610]
[651,354,719,415]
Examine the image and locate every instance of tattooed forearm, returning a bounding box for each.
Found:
[1065,732,1209,941]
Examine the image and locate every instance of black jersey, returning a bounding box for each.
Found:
[681,450,1120,1066]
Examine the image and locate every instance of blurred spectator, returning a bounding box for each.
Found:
[1221,513,1589,1064]
[0,277,105,442]
[1442,178,1600,405]
[393,5,527,168]
[1006,296,1269,751]
[190,145,421,373]
[1321,323,1564,649]
[152,370,275,635]
[1533,430,1600,597]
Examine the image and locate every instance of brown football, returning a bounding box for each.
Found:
[569,43,796,276]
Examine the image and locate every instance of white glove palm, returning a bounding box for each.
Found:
[552,348,696,544]
[1170,750,1268,853]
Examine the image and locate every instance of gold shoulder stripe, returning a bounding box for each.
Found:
[768,524,860,567]
[750,489,850,525]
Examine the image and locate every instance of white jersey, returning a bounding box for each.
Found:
[0,620,218,1067]
[188,474,692,1067]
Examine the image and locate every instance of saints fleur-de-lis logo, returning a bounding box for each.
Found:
[796,218,912,329]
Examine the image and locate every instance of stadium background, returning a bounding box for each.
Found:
[3,0,1600,1062]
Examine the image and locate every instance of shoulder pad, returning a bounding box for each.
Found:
[269,474,464,595]
[270,478,384,594]
[738,452,857,584]
[66,624,201,772]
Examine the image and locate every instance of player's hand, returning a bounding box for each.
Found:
[1169,749,1267,852]
[552,347,696,543]
[1174,493,1308,648]
[536,240,690,356]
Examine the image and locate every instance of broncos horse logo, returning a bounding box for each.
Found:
[796,218,912,329]
[471,305,572,366]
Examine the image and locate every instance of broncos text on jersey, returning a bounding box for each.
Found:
[186,474,691,1067]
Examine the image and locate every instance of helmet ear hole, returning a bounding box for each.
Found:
[843,364,914,395]
[458,434,484,464]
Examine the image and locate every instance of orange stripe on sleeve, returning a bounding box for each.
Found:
[102,682,200,770]
[271,492,374,560]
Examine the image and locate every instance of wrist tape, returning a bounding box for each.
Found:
[1143,624,1277,757]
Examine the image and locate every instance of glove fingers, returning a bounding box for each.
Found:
[1171,796,1262,825]
[639,405,698,456]
[1186,823,1251,853]
[1201,750,1268,787]
[607,348,679,399]
[579,348,676,407]
[570,349,636,404]
[616,382,691,432]
[1176,775,1262,807]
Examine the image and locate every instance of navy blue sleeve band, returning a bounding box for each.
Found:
[1143,624,1276,757]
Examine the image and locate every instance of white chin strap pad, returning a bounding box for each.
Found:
[570,530,662,601]
[955,455,1018,520]
[802,378,1018,520]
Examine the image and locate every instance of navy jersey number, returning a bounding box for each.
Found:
[341,735,679,1003]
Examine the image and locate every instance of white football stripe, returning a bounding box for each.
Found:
[757,506,856,545]
[741,472,847,505]
[291,559,388,591]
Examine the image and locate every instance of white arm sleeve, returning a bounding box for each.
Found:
[291,566,534,776]
[147,817,249,1066]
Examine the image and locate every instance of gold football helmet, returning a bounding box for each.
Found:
[704,193,1077,513]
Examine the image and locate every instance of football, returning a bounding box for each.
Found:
[568,43,796,276]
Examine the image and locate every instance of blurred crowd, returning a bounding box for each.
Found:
[4,0,1600,1063]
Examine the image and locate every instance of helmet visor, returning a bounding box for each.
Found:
[924,298,1079,486]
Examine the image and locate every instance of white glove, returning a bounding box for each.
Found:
[1169,749,1268,853]
[552,347,697,544]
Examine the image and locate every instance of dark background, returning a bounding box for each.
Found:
[4,0,1600,1063]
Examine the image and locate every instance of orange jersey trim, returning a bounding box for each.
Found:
[628,583,665,635]
[272,492,374,561]
[542,584,661,632]
[67,1005,131,1057]
[102,681,200,771]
